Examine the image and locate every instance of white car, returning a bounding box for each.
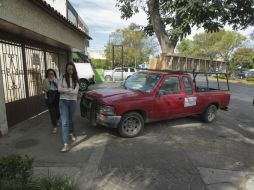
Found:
[74,62,95,91]
[104,67,137,81]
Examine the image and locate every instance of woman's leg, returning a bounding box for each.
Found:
[69,100,77,134]
[46,100,57,128]
[59,100,69,145]
[69,100,77,141]
[55,102,60,122]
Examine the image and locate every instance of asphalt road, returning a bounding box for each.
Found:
[80,81,254,190]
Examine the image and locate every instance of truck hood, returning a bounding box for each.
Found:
[85,88,145,103]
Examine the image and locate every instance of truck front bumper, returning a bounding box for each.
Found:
[96,114,121,128]
[80,96,121,128]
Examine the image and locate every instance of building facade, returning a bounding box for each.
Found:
[0,0,91,135]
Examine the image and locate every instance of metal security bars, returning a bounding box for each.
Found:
[0,41,26,103]
[0,41,61,102]
[25,47,45,97]
[46,52,60,77]
[0,35,68,127]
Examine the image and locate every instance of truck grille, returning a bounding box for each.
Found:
[82,96,97,125]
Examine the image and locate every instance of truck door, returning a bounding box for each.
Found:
[113,68,123,80]
[182,76,198,115]
[154,76,185,120]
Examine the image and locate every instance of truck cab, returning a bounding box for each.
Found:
[81,71,230,137]
[104,67,136,81]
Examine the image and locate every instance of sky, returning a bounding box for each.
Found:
[69,0,254,52]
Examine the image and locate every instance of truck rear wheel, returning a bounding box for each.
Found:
[202,104,217,123]
[79,79,89,91]
[118,112,144,138]
[104,75,112,81]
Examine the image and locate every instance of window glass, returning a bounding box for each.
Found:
[183,76,193,95]
[160,77,181,95]
[125,72,161,93]
[130,68,135,72]
[115,68,121,72]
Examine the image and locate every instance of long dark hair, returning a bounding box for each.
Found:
[64,62,79,88]
[45,69,57,79]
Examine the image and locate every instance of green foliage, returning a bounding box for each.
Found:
[27,174,80,190]
[116,0,254,51]
[176,39,196,56]
[230,48,254,69]
[0,155,80,190]
[246,77,254,82]
[91,59,110,69]
[105,23,158,68]
[177,30,245,61]
[0,154,33,189]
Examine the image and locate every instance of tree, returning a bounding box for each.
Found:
[116,0,254,53]
[230,48,254,69]
[176,39,196,56]
[105,23,158,68]
[91,59,111,69]
[177,30,246,60]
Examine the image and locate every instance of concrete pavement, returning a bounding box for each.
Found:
[1,81,254,190]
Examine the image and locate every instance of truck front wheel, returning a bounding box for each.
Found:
[202,105,217,123]
[118,112,144,138]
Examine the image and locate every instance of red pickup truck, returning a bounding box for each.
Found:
[80,71,230,137]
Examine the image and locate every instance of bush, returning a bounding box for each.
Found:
[0,155,80,190]
[0,154,33,190]
[213,75,227,80]
[28,174,80,190]
[246,77,254,82]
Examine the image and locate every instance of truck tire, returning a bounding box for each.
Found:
[79,79,89,91]
[202,104,217,123]
[118,112,144,138]
[104,75,112,81]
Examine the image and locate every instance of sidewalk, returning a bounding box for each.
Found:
[0,106,108,189]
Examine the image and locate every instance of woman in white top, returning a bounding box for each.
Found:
[58,62,79,152]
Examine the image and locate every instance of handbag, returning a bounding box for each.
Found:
[46,90,59,106]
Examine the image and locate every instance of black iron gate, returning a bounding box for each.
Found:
[0,39,65,127]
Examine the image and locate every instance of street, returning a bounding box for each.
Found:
[1,81,254,190]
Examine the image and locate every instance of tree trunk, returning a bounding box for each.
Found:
[147,0,176,54]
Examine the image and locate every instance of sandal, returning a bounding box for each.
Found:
[60,145,69,152]
[70,133,77,142]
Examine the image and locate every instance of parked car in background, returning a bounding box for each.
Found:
[246,71,254,77]
[73,52,95,91]
[237,71,249,79]
[104,67,137,81]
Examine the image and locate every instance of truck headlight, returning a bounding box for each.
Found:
[98,105,116,116]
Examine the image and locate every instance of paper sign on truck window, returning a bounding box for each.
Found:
[184,97,197,107]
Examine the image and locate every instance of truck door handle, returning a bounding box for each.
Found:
[178,97,183,100]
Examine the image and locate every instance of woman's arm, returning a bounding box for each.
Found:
[58,77,72,93]
[68,83,79,95]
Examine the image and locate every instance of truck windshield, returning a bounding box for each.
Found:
[124,72,161,93]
